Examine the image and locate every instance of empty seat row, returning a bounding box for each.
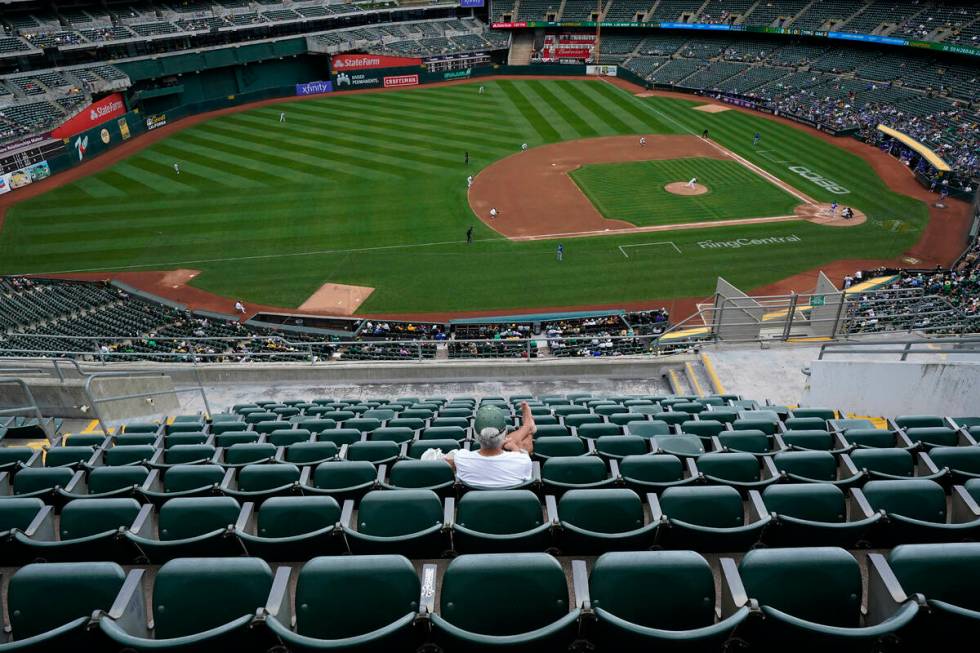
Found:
[4,544,978,651]
[4,480,978,562]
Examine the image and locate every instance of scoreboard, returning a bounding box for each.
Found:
[0,139,64,174]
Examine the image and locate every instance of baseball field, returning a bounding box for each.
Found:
[0,78,932,315]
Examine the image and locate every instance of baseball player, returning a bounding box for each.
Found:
[687,177,697,189]
[639,137,647,147]
[467,175,473,189]
[464,151,469,165]
[521,143,528,152]
[279,111,286,123]
[490,207,498,219]
[830,201,838,216]
[556,243,564,262]
[752,132,761,146]
[479,85,485,95]
[173,162,180,175]
[466,226,473,244]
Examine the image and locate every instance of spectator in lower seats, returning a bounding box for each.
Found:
[443,403,535,487]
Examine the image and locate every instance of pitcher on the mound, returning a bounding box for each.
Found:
[687,177,697,189]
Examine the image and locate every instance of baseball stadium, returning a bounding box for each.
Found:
[0,0,978,651]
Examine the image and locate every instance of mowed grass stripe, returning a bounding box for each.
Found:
[98,162,194,195]
[497,80,561,142]
[590,81,678,134]
[523,80,599,139]
[149,137,324,185]
[512,81,590,141]
[136,149,268,189]
[191,123,402,181]
[224,113,459,172]
[555,80,636,134]
[543,82,620,137]
[73,177,129,200]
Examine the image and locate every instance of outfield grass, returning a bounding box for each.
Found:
[0,79,929,313]
[570,158,801,226]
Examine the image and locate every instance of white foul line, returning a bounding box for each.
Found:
[619,241,683,258]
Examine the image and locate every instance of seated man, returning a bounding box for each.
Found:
[442,403,536,488]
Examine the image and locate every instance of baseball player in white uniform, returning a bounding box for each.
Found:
[687,177,697,189]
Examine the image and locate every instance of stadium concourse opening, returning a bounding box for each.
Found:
[468,134,860,241]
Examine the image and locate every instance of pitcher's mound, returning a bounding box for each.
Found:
[299,282,375,315]
[796,203,866,227]
[665,182,709,196]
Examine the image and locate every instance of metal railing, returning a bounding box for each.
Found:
[817,336,980,361]
[83,371,212,436]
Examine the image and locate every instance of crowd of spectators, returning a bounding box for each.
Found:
[358,320,448,340]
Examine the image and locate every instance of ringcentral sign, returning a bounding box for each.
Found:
[788,166,850,194]
[698,235,802,249]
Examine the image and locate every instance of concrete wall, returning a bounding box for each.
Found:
[0,375,179,421]
[803,359,980,416]
[712,277,762,341]
[809,271,844,337]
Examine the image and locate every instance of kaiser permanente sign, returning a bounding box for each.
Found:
[489,21,980,58]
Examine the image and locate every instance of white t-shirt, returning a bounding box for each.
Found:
[452,449,532,488]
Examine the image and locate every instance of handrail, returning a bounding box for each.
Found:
[818,336,980,361]
[0,378,45,423]
[83,371,212,435]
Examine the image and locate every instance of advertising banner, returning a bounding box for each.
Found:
[118,117,131,140]
[331,54,422,71]
[0,134,49,156]
[0,174,10,195]
[332,71,382,89]
[8,167,32,190]
[145,114,168,131]
[50,93,127,139]
[26,160,50,182]
[460,0,485,6]
[443,68,473,81]
[383,74,419,88]
[586,65,618,77]
[295,80,333,96]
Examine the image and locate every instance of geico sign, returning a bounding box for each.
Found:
[788,166,850,194]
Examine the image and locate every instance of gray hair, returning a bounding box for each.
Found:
[476,426,507,449]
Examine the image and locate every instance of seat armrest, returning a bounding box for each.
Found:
[376,464,387,485]
[220,468,237,492]
[65,470,87,495]
[840,454,860,477]
[105,569,151,636]
[866,553,910,625]
[761,456,779,479]
[148,450,163,466]
[399,442,409,459]
[832,432,851,451]
[545,495,559,525]
[443,497,455,529]
[298,466,312,486]
[141,469,162,493]
[960,429,978,446]
[340,499,355,528]
[530,461,542,484]
[420,564,438,615]
[84,450,103,469]
[338,444,349,460]
[130,504,156,538]
[951,484,980,522]
[772,433,788,450]
[608,459,621,482]
[646,493,663,522]
[917,453,941,476]
[585,439,596,454]
[24,504,56,541]
[895,431,915,449]
[747,490,769,523]
[684,457,699,479]
[236,503,256,533]
[571,560,590,610]
[710,435,724,452]
[720,558,748,617]
[849,488,876,520]
[264,567,292,623]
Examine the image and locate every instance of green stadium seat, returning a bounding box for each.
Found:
[853,479,980,545]
[564,414,604,429]
[369,427,416,444]
[222,442,277,467]
[126,497,243,562]
[882,543,980,644]
[341,489,448,556]
[681,419,725,437]
[534,435,589,460]
[306,460,378,500]
[121,422,160,434]
[784,417,829,431]
[162,432,209,449]
[346,440,400,465]
[704,408,738,423]
[421,425,467,441]
[281,441,339,466]
[213,432,260,448]
[295,418,337,433]
[791,408,836,420]
[381,459,455,493]
[777,429,845,453]
[104,444,157,467]
[653,411,688,426]
[317,428,363,446]
[388,417,426,431]
[651,434,705,457]
[266,428,311,447]
[654,485,769,551]
[586,551,750,650]
[430,417,470,429]
[594,435,650,460]
[607,412,648,427]
[843,449,946,483]
[894,415,946,429]
[534,424,572,438]
[841,427,913,449]
[100,557,287,650]
[772,451,858,485]
[923,447,980,483]
[752,484,879,548]
[904,427,962,448]
[0,446,41,474]
[452,490,553,553]
[723,547,918,648]
[695,451,777,491]
[12,467,81,499]
[5,562,125,648]
[211,421,249,436]
[625,420,670,438]
[716,430,780,455]
[618,454,696,492]
[16,497,142,562]
[73,466,149,499]
[224,463,302,501]
[557,488,658,554]
[159,444,217,466]
[141,464,225,506]
[267,555,423,649]
[44,446,96,469]
[61,434,110,447]
[430,553,581,650]
[237,496,344,560]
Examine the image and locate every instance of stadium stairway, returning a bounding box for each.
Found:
[509,30,535,65]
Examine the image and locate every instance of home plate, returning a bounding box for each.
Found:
[298,282,375,316]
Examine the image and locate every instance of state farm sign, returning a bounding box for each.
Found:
[51,93,126,139]
[331,53,422,71]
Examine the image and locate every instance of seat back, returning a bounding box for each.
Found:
[14,467,74,494]
[163,464,225,493]
[60,498,141,539]
[578,424,622,439]
[165,444,215,464]
[889,543,980,611]
[284,441,338,464]
[717,431,771,454]
[316,429,362,446]
[0,497,44,532]
[8,562,126,638]
[158,497,240,540]
[761,484,846,523]
[590,551,714,629]
[295,555,420,638]
[843,428,896,448]
[153,558,273,639]
[681,420,724,437]
[455,490,543,535]
[660,486,743,527]
[163,433,208,449]
[696,452,760,482]
[105,445,155,466]
[421,426,467,441]
[267,429,312,447]
[347,440,400,463]
[439,553,568,636]
[369,427,415,444]
[257,496,340,538]
[44,446,94,467]
[784,418,829,432]
[594,435,647,458]
[559,489,644,534]
[928,447,980,474]
[895,415,945,429]
[87,466,149,494]
[238,464,300,492]
[850,449,913,477]
[780,430,833,450]
[773,451,837,481]
[225,443,277,465]
[313,461,376,490]
[534,425,571,438]
[739,547,861,626]
[542,457,607,485]
[355,490,442,537]
[619,454,684,482]
[904,427,958,447]
[625,420,670,437]
[535,436,586,458]
[861,480,947,522]
[388,460,454,489]
[0,447,36,466]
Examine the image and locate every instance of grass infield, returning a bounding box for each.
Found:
[570,157,801,226]
[0,79,929,313]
